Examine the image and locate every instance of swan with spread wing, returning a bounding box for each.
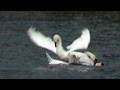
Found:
[27,27,104,66]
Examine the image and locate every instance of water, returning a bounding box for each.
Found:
[0,11,120,79]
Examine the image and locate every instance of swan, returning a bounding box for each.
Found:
[27,27,90,60]
[27,27,104,66]
[46,52,104,66]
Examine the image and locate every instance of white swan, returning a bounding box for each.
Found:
[27,27,90,60]
[27,27,104,66]
[68,51,104,66]
[46,52,104,66]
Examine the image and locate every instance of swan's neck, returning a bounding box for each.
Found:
[56,38,66,53]
[56,38,68,61]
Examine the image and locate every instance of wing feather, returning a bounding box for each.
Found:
[67,28,90,52]
[27,27,56,54]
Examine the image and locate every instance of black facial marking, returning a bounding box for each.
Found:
[55,42,57,47]
[94,58,98,66]
[88,55,91,58]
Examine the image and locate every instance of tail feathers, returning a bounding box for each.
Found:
[46,52,69,65]
[46,52,53,63]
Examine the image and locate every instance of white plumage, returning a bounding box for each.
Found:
[27,27,56,54]
[27,27,90,54]
[46,52,68,65]
[67,28,90,52]
[27,27,104,66]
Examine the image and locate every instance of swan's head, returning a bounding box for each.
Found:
[53,34,61,47]
[85,51,104,66]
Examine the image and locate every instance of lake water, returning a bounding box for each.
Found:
[0,11,120,79]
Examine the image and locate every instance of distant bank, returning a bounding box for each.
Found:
[0,11,120,21]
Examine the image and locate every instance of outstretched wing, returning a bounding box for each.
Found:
[27,27,56,54]
[67,28,90,53]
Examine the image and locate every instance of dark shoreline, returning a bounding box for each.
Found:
[0,11,120,20]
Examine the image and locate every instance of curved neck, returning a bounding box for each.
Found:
[56,37,68,60]
[56,37,66,52]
